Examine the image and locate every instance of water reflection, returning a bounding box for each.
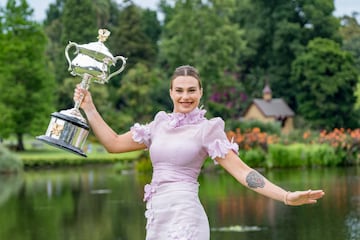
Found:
[344,170,360,240]
[0,166,358,240]
[0,173,23,205]
[201,167,360,240]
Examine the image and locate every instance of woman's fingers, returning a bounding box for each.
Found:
[308,189,325,200]
[74,85,87,101]
[287,190,325,206]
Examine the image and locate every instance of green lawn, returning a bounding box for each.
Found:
[6,136,142,168]
[17,148,141,168]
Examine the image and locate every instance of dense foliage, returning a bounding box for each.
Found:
[291,38,359,129]
[0,0,359,150]
[0,0,55,150]
[0,144,23,173]
[227,127,360,167]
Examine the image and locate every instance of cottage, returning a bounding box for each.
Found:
[242,84,295,133]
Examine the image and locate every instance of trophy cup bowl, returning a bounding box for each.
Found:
[36,29,127,157]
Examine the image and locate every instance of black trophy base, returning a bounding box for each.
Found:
[36,135,87,157]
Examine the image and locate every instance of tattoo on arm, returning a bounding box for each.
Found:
[246,170,265,189]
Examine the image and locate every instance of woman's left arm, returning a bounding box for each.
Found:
[216,150,325,206]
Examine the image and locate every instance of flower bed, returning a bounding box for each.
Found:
[226,127,360,167]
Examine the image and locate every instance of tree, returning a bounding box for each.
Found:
[93,0,112,27]
[339,15,360,111]
[114,63,165,131]
[141,8,162,56]
[108,3,158,69]
[0,0,56,150]
[355,80,360,110]
[158,0,247,118]
[291,38,359,129]
[44,0,115,82]
[340,15,360,71]
[105,2,160,115]
[233,0,341,111]
[43,0,65,97]
[44,0,106,110]
[61,0,98,44]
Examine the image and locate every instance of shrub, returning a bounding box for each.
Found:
[0,144,23,173]
[268,144,303,168]
[240,148,267,168]
[279,129,319,145]
[113,161,134,172]
[135,151,152,173]
[267,143,339,168]
[318,128,360,165]
[227,127,278,151]
[305,144,340,167]
[227,126,360,167]
[226,119,281,135]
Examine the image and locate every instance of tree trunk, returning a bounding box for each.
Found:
[16,133,25,151]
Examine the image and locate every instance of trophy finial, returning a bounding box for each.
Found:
[97,29,111,42]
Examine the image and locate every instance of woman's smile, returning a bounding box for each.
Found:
[170,76,203,113]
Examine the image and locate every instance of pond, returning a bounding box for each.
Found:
[0,165,359,240]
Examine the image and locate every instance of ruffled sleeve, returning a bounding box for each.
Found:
[203,118,239,164]
[130,111,168,148]
[130,123,151,147]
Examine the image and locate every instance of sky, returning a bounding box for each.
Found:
[1,0,360,22]
[26,0,160,21]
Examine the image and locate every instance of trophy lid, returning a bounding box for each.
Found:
[76,29,115,64]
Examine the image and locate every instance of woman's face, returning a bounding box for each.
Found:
[170,76,203,113]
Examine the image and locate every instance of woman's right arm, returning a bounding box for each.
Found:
[74,85,147,153]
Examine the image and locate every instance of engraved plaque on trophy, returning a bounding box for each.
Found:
[36,29,127,157]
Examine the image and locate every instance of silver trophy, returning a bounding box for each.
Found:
[37,29,127,157]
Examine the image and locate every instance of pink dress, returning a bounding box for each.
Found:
[131,107,238,240]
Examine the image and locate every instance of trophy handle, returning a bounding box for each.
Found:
[65,42,79,75]
[104,56,127,82]
[74,74,92,111]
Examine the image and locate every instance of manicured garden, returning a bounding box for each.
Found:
[0,136,141,172]
[227,127,360,168]
[1,127,359,174]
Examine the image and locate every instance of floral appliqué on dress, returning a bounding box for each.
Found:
[168,224,198,240]
[144,184,157,229]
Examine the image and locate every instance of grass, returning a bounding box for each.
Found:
[17,149,141,168]
[4,135,142,169]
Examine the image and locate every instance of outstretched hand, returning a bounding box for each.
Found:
[285,190,325,206]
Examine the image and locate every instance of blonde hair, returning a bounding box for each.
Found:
[170,65,202,89]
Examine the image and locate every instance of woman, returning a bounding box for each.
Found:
[74,65,324,240]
